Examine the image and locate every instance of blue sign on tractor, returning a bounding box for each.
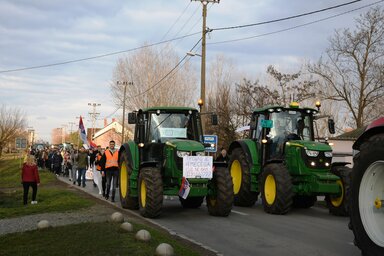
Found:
[203,135,218,153]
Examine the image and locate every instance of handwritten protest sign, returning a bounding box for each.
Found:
[183,156,213,179]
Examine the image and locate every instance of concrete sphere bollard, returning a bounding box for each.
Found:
[37,220,50,229]
[120,222,133,232]
[110,212,124,223]
[155,243,174,256]
[135,229,151,242]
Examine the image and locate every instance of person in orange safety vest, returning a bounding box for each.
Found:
[100,140,119,202]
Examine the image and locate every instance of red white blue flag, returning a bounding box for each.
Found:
[179,177,190,199]
[78,116,89,147]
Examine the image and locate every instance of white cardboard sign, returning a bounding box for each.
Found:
[182,156,213,179]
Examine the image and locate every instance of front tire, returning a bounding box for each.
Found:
[261,163,293,215]
[206,167,234,216]
[138,167,163,218]
[119,153,138,209]
[350,134,384,255]
[325,166,351,216]
[229,148,258,207]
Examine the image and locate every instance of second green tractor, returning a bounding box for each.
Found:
[228,102,351,215]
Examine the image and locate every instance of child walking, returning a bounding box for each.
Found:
[22,155,40,205]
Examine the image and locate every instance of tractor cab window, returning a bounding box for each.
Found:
[268,110,313,157]
[149,113,196,143]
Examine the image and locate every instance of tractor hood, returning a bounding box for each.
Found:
[287,140,332,151]
[165,139,205,152]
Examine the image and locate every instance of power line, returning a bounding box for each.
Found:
[102,37,202,119]
[160,2,192,41]
[212,0,362,31]
[127,37,203,99]
[0,31,200,74]
[209,0,383,45]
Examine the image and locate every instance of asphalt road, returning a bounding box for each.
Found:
[60,177,361,256]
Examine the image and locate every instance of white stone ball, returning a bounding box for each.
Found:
[110,212,124,223]
[120,222,133,232]
[37,220,50,229]
[135,229,151,242]
[155,243,174,256]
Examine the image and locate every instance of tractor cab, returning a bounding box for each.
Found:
[129,107,205,168]
[250,103,319,164]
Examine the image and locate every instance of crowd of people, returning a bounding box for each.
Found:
[23,140,120,205]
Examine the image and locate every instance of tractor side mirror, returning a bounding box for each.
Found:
[328,118,335,134]
[211,114,218,125]
[128,112,137,124]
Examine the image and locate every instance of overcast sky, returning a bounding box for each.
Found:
[0,0,382,142]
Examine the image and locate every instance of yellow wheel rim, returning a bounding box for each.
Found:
[331,180,344,207]
[231,160,242,195]
[265,174,276,205]
[140,179,147,207]
[120,162,128,198]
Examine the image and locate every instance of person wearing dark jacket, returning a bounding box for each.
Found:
[216,148,229,163]
[76,147,89,187]
[52,150,63,176]
[100,141,119,202]
[22,155,40,205]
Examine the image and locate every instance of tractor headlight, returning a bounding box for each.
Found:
[177,151,191,158]
[324,151,333,157]
[195,151,205,156]
[305,149,319,157]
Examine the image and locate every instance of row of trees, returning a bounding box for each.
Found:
[109,7,384,147]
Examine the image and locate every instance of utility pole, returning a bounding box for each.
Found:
[117,81,133,143]
[88,103,101,140]
[68,122,76,144]
[192,0,219,129]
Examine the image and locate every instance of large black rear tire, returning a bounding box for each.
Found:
[138,167,163,218]
[119,153,139,209]
[325,166,351,216]
[350,134,384,255]
[261,163,293,215]
[179,196,204,208]
[206,167,234,217]
[228,147,258,207]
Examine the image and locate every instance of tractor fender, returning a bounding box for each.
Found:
[119,141,139,174]
[353,117,384,150]
[228,139,258,170]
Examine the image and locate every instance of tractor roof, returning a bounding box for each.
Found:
[253,105,318,114]
[143,106,198,112]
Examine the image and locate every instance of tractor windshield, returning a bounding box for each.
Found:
[269,110,313,157]
[149,112,198,143]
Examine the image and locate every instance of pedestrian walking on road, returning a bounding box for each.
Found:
[21,155,40,205]
[94,147,105,196]
[76,146,89,187]
[52,150,63,176]
[100,141,119,202]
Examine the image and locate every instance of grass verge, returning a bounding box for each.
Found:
[0,158,93,219]
[0,221,201,256]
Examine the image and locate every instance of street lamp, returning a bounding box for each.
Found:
[198,99,203,113]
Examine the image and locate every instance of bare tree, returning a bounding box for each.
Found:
[111,43,198,111]
[0,105,26,157]
[309,6,384,128]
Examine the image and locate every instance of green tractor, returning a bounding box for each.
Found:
[118,106,233,218]
[228,102,351,215]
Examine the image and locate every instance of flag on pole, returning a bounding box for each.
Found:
[78,116,89,147]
